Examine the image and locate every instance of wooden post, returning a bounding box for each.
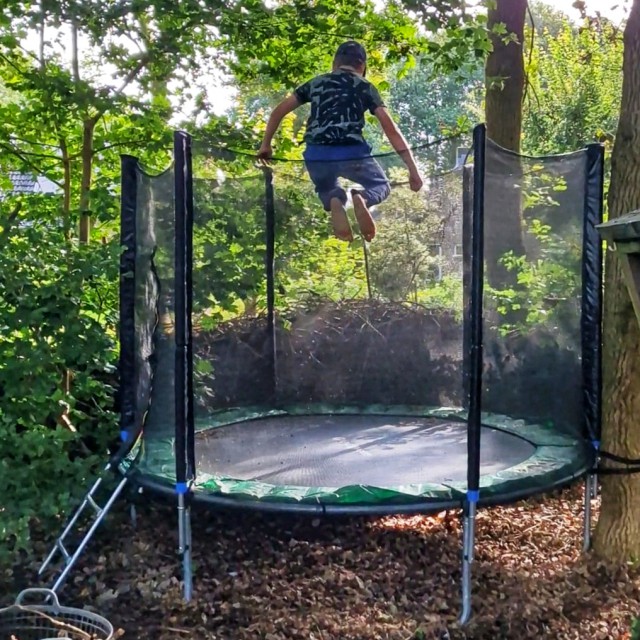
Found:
[598,210,640,326]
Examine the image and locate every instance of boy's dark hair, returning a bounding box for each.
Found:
[334,41,367,69]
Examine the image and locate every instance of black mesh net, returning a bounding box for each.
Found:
[481,141,588,434]
[188,139,470,417]
[123,132,596,506]
[133,168,175,438]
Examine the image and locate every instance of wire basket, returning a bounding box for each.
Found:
[0,589,114,640]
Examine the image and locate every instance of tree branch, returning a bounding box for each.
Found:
[71,22,81,83]
[14,42,42,66]
[523,1,537,105]
[86,54,150,126]
[0,144,64,189]
[98,55,150,118]
[0,202,22,249]
[0,52,29,75]
[0,142,60,161]
[90,138,155,155]
[38,0,46,71]
[121,18,147,55]
[8,135,60,149]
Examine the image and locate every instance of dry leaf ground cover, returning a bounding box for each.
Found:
[3,485,640,640]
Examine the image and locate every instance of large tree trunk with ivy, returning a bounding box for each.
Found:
[484,0,527,292]
[592,0,640,563]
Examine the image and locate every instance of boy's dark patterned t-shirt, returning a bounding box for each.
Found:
[294,69,385,145]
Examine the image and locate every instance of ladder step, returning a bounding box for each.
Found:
[56,541,71,562]
[87,495,103,516]
[41,474,129,594]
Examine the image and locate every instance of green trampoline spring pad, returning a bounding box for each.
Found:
[134,405,592,507]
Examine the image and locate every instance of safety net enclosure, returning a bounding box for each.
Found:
[118,125,603,514]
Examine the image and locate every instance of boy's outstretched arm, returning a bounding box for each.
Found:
[374,107,423,192]
[257,95,301,159]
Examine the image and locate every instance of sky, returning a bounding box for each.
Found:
[546,0,628,22]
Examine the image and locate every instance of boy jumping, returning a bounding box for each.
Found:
[257,41,423,242]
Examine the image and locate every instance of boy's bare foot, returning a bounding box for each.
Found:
[352,192,376,242]
[330,197,353,242]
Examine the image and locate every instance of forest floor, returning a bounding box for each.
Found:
[3,485,640,640]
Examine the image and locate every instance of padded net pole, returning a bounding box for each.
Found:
[582,143,605,444]
[581,142,605,550]
[460,123,487,626]
[112,154,140,465]
[467,125,486,497]
[462,164,473,408]
[263,167,277,401]
[185,143,196,480]
[174,130,194,600]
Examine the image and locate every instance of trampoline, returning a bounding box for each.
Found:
[114,125,603,621]
[119,127,602,519]
[41,124,605,623]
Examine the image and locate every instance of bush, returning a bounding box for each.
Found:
[0,216,119,566]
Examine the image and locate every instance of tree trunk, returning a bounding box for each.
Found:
[71,22,80,84]
[485,0,527,153]
[60,138,72,240]
[79,117,96,244]
[592,0,640,563]
[38,0,46,72]
[484,0,527,292]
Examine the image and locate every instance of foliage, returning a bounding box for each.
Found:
[0,49,173,234]
[272,175,370,304]
[0,0,628,572]
[189,153,464,328]
[523,17,623,154]
[191,162,371,326]
[368,175,462,309]
[0,0,180,565]
[478,6,622,336]
[0,209,119,564]
[385,58,483,147]
[219,0,494,91]
[484,164,583,338]
[528,0,577,40]
[191,168,270,326]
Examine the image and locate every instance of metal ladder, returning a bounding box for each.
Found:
[39,464,130,593]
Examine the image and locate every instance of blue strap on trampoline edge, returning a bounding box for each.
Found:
[175,482,189,495]
[592,440,601,451]
[120,430,129,443]
[466,490,479,503]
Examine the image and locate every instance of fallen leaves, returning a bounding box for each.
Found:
[4,485,640,640]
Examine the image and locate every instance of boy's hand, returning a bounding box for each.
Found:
[409,171,423,192]
[257,143,273,160]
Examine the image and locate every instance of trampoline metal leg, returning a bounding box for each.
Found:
[459,501,477,625]
[583,474,595,552]
[184,503,193,600]
[178,494,193,601]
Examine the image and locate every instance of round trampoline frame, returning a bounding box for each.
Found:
[132,405,593,515]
